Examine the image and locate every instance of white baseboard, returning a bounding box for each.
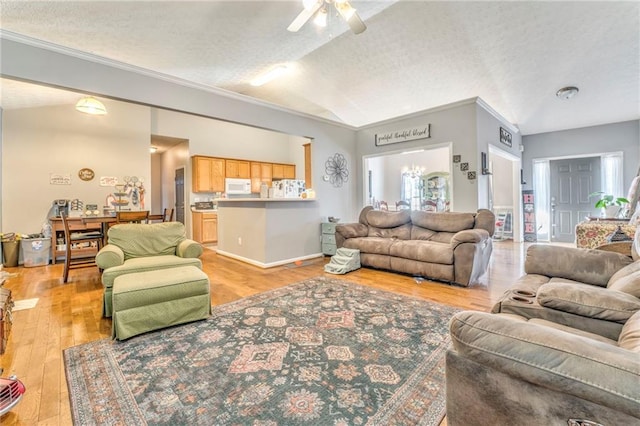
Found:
[215,250,324,268]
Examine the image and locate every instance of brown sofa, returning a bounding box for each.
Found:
[335,206,495,286]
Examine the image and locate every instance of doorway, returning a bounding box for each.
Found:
[175,167,185,224]
[488,145,522,242]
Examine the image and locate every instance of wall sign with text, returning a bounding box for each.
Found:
[522,189,537,242]
[375,124,431,146]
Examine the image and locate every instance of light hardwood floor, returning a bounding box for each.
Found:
[0,240,528,425]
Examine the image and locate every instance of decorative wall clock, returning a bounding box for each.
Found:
[325,153,349,188]
[78,168,95,181]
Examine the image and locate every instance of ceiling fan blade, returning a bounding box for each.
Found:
[287,1,322,32]
[346,11,367,34]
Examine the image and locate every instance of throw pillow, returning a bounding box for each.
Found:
[618,310,640,352]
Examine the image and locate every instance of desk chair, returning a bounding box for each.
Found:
[162,208,174,222]
[61,212,103,283]
[116,210,149,224]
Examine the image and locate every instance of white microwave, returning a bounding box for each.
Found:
[225,178,252,195]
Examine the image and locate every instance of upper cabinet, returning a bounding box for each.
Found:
[251,162,273,193]
[193,156,225,193]
[193,156,296,193]
[272,163,296,179]
[225,159,250,179]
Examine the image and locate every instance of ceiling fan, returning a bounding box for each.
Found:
[287,0,367,35]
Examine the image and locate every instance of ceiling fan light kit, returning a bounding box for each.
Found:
[75,96,107,115]
[288,0,366,34]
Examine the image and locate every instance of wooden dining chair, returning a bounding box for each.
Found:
[162,208,174,222]
[61,212,103,283]
[396,200,411,210]
[116,210,149,224]
[379,201,389,211]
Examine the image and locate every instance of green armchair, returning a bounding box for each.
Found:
[96,221,203,317]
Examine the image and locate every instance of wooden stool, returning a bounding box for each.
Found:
[111,266,211,340]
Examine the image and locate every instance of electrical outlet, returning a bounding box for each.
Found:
[238,237,242,246]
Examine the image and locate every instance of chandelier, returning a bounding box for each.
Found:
[402,165,424,178]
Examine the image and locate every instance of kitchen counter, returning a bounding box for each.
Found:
[215,199,321,267]
[216,198,316,202]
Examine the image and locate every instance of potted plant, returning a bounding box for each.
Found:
[589,192,629,218]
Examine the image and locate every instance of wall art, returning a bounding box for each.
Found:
[453,155,461,163]
[375,124,430,146]
[100,176,118,187]
[460,162,469,171]
[467,171,477,180]
[78,168,95,181]
[499,127,513,147]
[50,173,71,185]
[325,153,349,187]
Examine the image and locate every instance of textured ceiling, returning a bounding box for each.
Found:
[0,1,638,135]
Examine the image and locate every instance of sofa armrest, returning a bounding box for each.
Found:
[449,311,640,417]
[538,282,640,323]
[335,223,368,247]
[96,244,125,269]
[176,239,203,258]
[450,229,489,248]
[525,245,634,287]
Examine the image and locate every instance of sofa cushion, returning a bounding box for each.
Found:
[108,222,186,260]
[366,210,411,228]
[343,237,395,256]
[608,261,640,297]
[102,255,203,288]
[537,282,640,323]
[410,226,437,241]
[411,211,475,233]
[618,310,640,352]
[389,240,453,264]
[367,223,412,240]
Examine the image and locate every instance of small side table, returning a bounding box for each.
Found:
[321,222,337,255]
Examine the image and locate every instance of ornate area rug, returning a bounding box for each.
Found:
[64,277,459,425]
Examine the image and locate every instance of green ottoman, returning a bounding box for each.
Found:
[112,266,211,340]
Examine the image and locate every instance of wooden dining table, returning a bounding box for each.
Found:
[49,213,166,264]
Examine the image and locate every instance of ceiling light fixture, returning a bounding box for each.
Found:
[250,64,289,87]
[556,86,579,100]
[149,146,158,154]
[313,7,328,27]
[75,96,107,115]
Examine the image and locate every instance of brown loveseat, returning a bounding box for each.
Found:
[335,206,495,286]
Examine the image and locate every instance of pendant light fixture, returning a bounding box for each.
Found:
[75,96,107,115]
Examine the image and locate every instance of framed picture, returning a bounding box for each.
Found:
[460,162,469,171]
[499,127,512,147]
[467,171,477,180]
[453,155,461,163]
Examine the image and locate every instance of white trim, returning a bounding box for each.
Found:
[215,250,323,269]
[476,98,520,134]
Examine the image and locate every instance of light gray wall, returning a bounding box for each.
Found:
[150,153,162,214]
[522,120,640,191]
[1,36,359,231]
[2,102,151,234]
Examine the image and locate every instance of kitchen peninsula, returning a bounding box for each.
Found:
[215,198,321,267]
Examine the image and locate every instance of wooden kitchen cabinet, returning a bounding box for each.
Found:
[272,163,296,179]
[192,156,225,193]
[225,159,250,179]
[192,211,218,244]
[250,162,273,193]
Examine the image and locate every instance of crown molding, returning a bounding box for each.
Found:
[0,30,358,131]
[475,97,520,134]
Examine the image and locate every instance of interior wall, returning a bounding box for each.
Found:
[161,141,189,230]
[150,153,162,214]
[1,37,359,226]
[491,154,514,207]
[1,101,151,234]
[357,101,477,213]
[522,120,640,191]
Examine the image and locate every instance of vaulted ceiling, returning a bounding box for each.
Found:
[1,1,638,135]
